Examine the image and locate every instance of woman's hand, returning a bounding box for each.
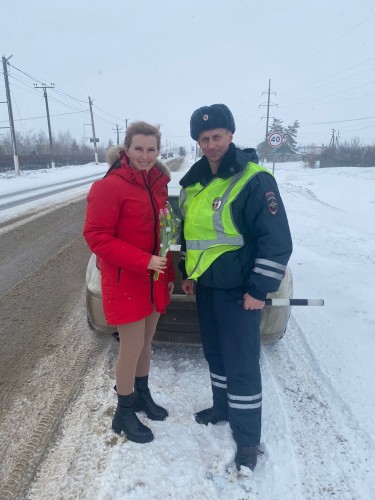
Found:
[181,279,195,295]
[168,282,174,295]
[147,255,168,273]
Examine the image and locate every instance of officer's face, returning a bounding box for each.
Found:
[198,128,233,167]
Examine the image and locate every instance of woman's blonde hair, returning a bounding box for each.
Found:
[124,121,161,150]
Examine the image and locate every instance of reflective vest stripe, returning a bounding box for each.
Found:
[186,236,244,250]
[212,171,243,236]
[179,189,187,217]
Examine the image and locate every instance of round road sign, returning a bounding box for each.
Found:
[268,132,284,148]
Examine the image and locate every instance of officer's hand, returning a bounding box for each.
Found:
[242,293,265,310]
[181,279,195,295]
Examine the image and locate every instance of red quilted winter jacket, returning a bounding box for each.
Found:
[83,150,175,325]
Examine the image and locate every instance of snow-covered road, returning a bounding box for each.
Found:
[0,173,102,211]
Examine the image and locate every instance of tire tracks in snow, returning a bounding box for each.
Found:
[262,315,375,499]
[0,303,111,500]
[28,333,115,499]
[26,323,375,499]
[0,199,111,499]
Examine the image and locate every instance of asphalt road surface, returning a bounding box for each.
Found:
[0,156,187,498]
[0,197,112,499]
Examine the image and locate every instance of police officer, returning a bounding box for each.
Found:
[179,104,293,472]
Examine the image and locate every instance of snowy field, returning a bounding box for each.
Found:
[1,157,375,499]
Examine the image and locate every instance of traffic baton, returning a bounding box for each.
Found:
[237,298,324,306]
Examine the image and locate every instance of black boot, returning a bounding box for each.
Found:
[235,445,260,471]
[112,392,154,443]
[195,406,229,425]
[133,375,168,421]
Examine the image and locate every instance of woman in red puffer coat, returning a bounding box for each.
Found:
[83,121,175,444]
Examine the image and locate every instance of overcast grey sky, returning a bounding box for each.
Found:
[1,0,374,152]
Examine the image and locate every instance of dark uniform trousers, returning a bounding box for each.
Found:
[196,283,262,447]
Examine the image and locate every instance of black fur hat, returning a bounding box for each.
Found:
[190,104,236,141]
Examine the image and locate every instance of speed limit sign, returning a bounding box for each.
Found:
[268,132,284,148]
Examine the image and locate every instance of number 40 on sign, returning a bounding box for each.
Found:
[268,132,284,148]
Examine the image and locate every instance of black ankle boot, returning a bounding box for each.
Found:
[133,375,168,421]
[194,406,229,425]
[112,392,154,443]
[235,445,260,471]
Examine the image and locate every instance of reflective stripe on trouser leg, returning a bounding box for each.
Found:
[210,372,228,413]
[196,285,228,412]
[212,287,262,446]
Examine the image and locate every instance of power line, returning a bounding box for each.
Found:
[7,62,87,103]
[50,88,88,104]
[277,10,375,79]
[2,59,129,146]
[282,80,375,108]
[94,104,127,123]
[0,109,88,124]
[5,62,124,134]
[6,62,45,86]
[293,91,375,109]
[7,73,90,115]
[280,60,375,97]
[302,115,375,126]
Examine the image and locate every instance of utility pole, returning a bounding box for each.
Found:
[34,83,55,168]
[329,129,336,148]
[125,118,128,130]
[2,55,20,176]
[259,79,277,161]
[112,124,123,145]
[88,96,99,164]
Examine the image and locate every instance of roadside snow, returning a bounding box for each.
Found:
[0,162,107,224]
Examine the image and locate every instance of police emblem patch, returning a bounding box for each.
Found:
[212,197,222,210]
[265,191,278,215]
[203,114,209,121]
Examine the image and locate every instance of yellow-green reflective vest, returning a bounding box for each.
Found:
[180,162,272,281]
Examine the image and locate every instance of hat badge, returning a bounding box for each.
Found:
[203,114,209,121]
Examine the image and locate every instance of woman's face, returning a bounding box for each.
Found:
[125,134,159,171]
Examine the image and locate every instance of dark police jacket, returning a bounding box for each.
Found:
[179,143,293,301]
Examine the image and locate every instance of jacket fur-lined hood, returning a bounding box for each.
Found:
[105,145,171,178]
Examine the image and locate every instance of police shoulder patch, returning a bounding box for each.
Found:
[265,191,278,215]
